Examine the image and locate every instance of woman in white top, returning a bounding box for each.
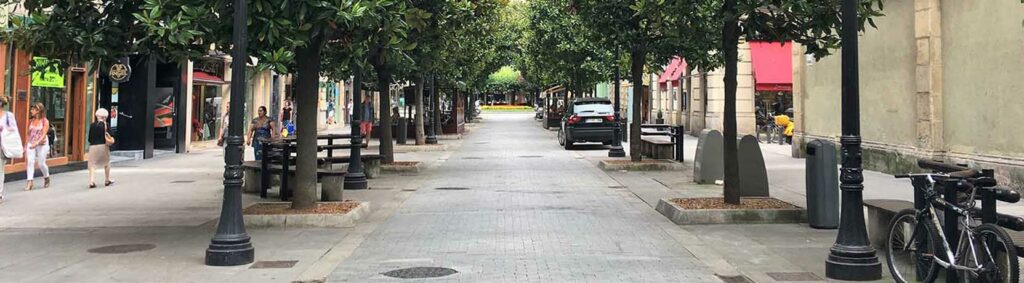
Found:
[0,95,18,203]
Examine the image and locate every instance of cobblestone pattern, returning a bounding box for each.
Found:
[329,114,720,282]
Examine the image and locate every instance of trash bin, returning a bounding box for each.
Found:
[806,140,839,229]
[396,117,408,144]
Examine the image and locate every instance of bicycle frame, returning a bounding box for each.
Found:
[906,175,1000,277]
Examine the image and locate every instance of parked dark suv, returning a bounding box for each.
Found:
[558,98,616,149]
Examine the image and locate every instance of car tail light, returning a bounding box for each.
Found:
[604,115,615,122]
[568,115,581,125]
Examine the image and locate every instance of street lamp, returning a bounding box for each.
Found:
[344,66,368,190]
[824,0,882,280]
[206,0,255,266]
[425,74,438,144]
[608,45,626,158]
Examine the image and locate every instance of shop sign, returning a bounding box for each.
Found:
[31,57,65,88]
[109,58,132,83]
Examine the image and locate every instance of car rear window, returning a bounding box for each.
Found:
[573,103,613,115]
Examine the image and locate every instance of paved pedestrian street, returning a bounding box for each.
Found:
[0,113,908,282]
[328,114,720,282]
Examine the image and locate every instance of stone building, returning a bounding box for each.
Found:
[792,0,1024,186]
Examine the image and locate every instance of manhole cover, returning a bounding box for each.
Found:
[250,260,298,269]
[402,189,417,192]
[462,157,484,160]
[474,142,489,144]
[382,267,458,279]
[87,244,156,254]
[435,187,470,191]
[517,155,543,158]
[171,180,195,184]
[766,272,822,281]
[608,185,626,189]
[371,187,395,190]
[716,274,754,283]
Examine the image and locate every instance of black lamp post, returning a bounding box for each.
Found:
[344,66,368,190]
[608,45,626,158]
[206,0,254,266]
[425,74,438,144]
[825,0,882,280]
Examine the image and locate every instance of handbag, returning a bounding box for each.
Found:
[105,133,115,146]
[1,113,23,159]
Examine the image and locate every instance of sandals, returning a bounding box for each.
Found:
[89,183,97,189]
[24,181,33,191]
[44,177,50,188]
[105,180,115,187]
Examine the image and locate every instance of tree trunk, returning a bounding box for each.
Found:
[722,0,741,204]
[377,70,394,164]
[291,35,323,209]
[629,48,646,162]
[414,76,426,145]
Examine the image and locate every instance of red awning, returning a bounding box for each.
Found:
[193,71,226,85]
[749,41,793,92]
[658,57,687,87]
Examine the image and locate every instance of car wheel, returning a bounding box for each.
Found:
[564,139,574,150]
[558,128,566,146]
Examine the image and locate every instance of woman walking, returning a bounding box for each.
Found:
[0,95,17,202]
[88,108,114,188]
[24,103,51,190]
[245,106,277,160]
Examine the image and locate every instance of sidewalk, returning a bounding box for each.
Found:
[0,130,462,282]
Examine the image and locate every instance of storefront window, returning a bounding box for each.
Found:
[191,85,222,141]
[30,57,68,158]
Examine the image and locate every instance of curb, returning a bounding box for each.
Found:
[597,159,684,171]
[655,198,805,225]
[243,201,371,228]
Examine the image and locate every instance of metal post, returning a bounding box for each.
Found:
[942,180,959,283]
[344,67,368,190]
[425,74,438,144]
[609,45,626,158]
[825,0,882,279]
[260,145,269,199]
[281,143,290,200]
[206,0,254,266]
[674,125,684,162]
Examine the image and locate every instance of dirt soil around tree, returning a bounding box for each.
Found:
[671,197,797,210]
[244,201,361,215]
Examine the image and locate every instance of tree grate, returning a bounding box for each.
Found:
[766,272,822,281]
[381,267,458,279]
[87,244,156,254]
[716,274,754,283]
[250,260,298,269]
[435,187,470,191]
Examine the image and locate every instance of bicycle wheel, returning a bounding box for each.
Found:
[971,224,1019,283]
[886,209,941,283]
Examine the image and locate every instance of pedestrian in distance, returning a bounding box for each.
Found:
[245,106,277,160]
[88,108,115,189]
[0,95,19,203]
[24,103,51,191]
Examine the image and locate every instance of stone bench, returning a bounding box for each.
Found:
[242,161,346,201]
[864,199,914,251]
[640,136,674,159]
[320,154,384,179]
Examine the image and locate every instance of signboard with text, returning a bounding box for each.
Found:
[31,57,65,88]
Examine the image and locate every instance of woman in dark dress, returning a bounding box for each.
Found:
[88,108,114,188]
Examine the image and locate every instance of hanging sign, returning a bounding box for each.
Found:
[109,57,132,83]
[31,57,65,88]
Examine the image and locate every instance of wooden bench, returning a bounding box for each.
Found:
[320,154,384,179]
[241,161,346,201]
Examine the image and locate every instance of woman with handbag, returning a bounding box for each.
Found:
[24,103,51,190]
[87,108,114,188]
[0,95,21,203]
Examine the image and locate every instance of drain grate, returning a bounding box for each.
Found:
[87,244,156,254]
[250,260,298,269]
[382,267,458,279]
[766,272,822,281]
[462,157,484,160]
[608,185,626,189]
[517,155,543,158]
[716,274,754,283]
[170,180,195,184]
[435,187,470,191]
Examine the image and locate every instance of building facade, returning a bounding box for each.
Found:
[792,0,1024,186]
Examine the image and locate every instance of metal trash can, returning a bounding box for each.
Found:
[806,140,839,229]
[396,117,408,144]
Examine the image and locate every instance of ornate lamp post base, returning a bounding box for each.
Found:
[344,174,369,190]
[206,237,255,266]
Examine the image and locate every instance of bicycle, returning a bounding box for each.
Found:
[885,172,1019,283]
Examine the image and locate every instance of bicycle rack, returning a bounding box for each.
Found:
[916,159,1024,282]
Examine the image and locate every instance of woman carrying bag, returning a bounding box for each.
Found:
[24,103,51,190]
[0,95,22,203]
[88,108,114,189]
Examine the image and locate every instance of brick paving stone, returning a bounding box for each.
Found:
[328,114,720,282]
